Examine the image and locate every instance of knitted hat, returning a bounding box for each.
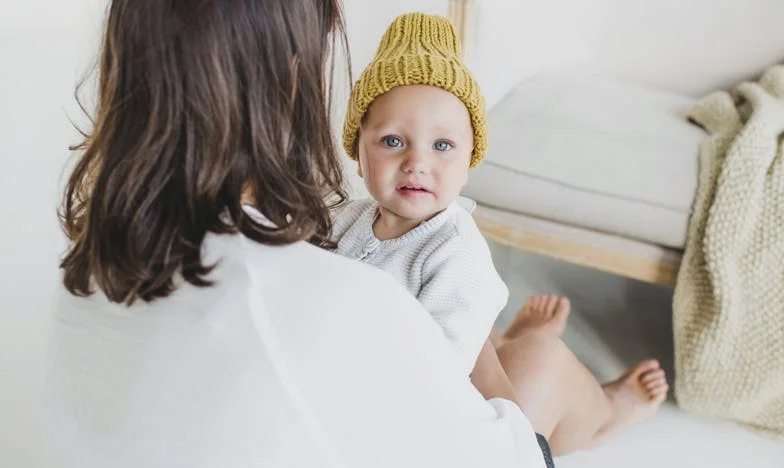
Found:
[342,12,487,168]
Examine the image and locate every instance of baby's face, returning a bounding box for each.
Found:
[357,85,473,224]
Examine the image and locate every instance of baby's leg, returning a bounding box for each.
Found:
[547,357,667,454]
[495,296,667,456]
[488,327,505,348]
[495,330,610,452]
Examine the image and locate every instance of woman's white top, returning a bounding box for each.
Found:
[44,207,545,468]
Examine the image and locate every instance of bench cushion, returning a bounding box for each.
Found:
[463,71,705,249]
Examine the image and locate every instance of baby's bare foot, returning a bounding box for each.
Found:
[502,295,571,341]
[591,359,668,446]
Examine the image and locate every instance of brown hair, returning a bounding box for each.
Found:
[60,0,349,304]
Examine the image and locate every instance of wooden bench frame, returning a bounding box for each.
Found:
[473,205,682,287]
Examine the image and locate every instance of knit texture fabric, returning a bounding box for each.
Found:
[673,65,784,439]
[330,199,509,375]
[342,12,487,168]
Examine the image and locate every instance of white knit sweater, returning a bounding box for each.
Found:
[332,199,509,374]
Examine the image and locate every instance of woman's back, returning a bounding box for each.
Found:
[47,231,345,467]
[46,227,545,468]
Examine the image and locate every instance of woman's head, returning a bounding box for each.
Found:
[60,0,348,304]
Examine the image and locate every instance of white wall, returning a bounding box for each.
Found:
[1,1,782,467]
[468,0,784,109]
[0,2,106,468]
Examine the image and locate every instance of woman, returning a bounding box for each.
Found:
[46,1,666,467]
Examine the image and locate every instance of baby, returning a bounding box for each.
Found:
[331,13,670,462]
[331,12,506,374]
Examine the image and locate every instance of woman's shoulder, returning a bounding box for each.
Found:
[228,234,446,344]
[222,232,412,309]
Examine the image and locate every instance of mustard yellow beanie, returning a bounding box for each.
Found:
[342,12,487,168]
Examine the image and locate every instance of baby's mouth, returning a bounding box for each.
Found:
[400,186,429,192]
[396,182,434,198]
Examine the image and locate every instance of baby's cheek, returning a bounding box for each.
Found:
[366,168,389,192]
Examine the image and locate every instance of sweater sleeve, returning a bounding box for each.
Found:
[418,236,509,374]
[329,199,375,243]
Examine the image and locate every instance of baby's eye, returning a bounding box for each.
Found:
[434,140,453,152]
[383,136,403,148]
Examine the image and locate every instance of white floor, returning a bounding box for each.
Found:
[487,241,784,468]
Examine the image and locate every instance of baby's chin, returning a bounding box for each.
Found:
[388,202,448,224]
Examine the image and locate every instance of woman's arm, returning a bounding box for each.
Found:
[264,249,547,468]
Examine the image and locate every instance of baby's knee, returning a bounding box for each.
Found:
[506,329,570,360]
[496,329,573,383]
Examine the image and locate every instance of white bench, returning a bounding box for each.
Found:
[461,72,703,287]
